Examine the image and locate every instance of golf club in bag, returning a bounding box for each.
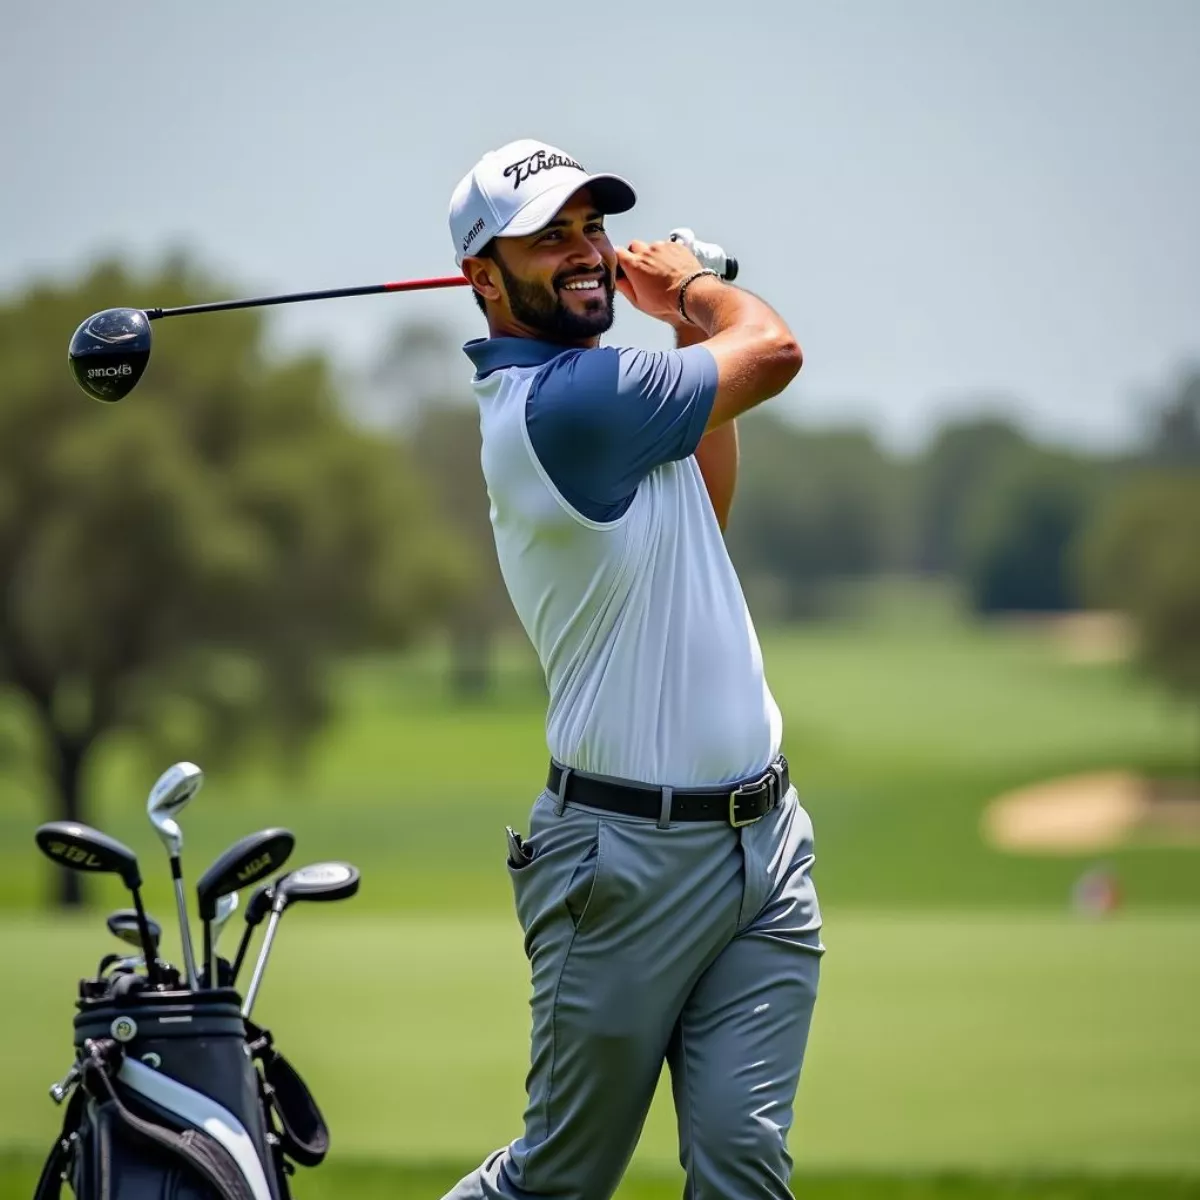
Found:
[32,800,352,1200]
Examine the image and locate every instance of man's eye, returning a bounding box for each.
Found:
[587,224,606,235]
[541,230,563,242]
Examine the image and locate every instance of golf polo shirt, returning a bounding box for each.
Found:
[465,336,782,788]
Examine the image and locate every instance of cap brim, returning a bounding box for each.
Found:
[497,173,637,239]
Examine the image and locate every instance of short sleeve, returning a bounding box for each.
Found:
[525,344,718,521]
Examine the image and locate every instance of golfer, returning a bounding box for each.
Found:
[441,139,825,1200]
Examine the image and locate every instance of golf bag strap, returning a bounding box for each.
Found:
[83,1056,259,1200]
[33,1087,85,1200]
[246,1020,329,1167]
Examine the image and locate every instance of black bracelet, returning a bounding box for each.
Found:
[677,268,721,325]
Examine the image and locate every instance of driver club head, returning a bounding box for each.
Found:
[36,821,164,987]
[240,862,360,1019]
[196,829,296,923]
[272,861,361,912]
[35,822,142,890]
[68,307,152,403]
[197,829,294,987]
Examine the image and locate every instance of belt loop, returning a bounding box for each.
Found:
[553,766,571,816]
[657,786,673,830]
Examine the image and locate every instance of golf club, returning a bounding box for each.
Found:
[68,274,471,403]
[195,828,295,987]
[107,908,162,955]
[146,762,204,991]
[66,235,740,403]
[229,880,276,987]
[35,822,164,987]
[207,892,239,986]
[103,954,147,976]
[241,862,360,1019]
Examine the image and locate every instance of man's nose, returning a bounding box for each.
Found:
[563,232,604,267]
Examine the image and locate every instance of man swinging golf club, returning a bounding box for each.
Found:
[441,138,825,1200]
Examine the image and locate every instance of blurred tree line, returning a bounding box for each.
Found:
[1,258,1198,904]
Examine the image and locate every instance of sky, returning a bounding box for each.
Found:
[3,0,1198,453]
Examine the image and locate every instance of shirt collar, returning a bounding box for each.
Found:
[463,336,574,379]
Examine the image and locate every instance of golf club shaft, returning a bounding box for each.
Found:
[203,920,213,989]
[229,924,255,987]
[170,862,199,989]
[241,909,282,1018]
[130,889,164,987]
[144,275,470,321]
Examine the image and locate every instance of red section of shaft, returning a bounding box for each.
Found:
[146,275,472,320]
[381,276,471,292]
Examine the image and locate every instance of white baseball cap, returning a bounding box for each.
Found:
[448,138,637,267]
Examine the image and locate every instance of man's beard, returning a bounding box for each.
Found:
[495,255,615,340]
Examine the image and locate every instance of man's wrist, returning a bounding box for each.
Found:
[676,269,722,325]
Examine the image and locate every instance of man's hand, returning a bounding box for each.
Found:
[615,240,709,326]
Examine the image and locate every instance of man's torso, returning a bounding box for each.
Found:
[466,336,782,788]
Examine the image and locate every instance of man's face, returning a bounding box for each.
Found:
[467,190,618,343]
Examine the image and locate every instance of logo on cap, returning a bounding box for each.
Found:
[503,149,584,191]
[462,217,487,253]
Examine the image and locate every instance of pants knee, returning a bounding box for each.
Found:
[686,1111,793,1198]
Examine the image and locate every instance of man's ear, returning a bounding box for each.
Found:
[464,255,502,304]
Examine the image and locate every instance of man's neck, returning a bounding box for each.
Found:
[486,315,599,350]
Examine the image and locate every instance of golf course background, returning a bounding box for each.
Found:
[2,587,1198,1198]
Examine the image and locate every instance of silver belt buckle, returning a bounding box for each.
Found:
[728,771,773,828]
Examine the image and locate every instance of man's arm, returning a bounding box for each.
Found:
[616,240,802,434]
[675,319,738,531]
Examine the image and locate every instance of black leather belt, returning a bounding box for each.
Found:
[546,756,789,827]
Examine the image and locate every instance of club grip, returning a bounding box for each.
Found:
[669,228,738,281]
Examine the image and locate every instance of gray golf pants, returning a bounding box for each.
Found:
[442,779,824,1200]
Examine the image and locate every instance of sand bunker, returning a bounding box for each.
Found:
[983,770,1200,853]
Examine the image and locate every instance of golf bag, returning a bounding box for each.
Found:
[34,977,329,1200]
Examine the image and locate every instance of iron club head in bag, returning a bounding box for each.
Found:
[195,829,295,988]
[207,892,239,986]
[242,862,360,1018]
[35,822,164,987]
[146,762,204,990]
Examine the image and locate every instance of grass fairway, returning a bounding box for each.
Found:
[7,910,1198,1179]
[3,608,1199,1196]
[2,1157,1198,1200]
[2,614,1197,920]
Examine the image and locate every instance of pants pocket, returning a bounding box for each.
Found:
[563,835,602,931]
[508,808,605,954]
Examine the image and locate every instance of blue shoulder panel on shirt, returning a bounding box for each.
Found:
[525,344,719,523]
[464,336,567,379]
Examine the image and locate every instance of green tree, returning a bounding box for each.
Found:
[0,258,465,905]
[1140,365,1200,468]
[959,449,1101,614]
[726,412,908,620]
[371,321,516,698]
[1077,471,1200,767]
[914,414,1031,573]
